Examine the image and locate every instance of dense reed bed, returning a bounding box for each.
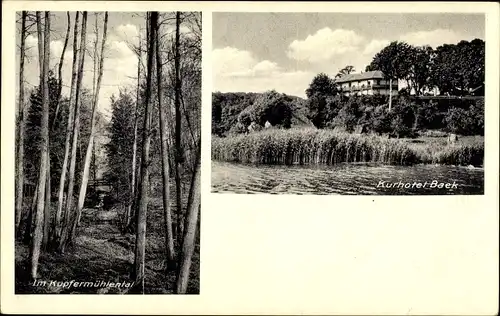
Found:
[212,128,419,166]
[416,143,484,166]
[211,128,484,167]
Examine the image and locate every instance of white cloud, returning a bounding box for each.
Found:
[212,47,281,78]
[116,24,139,40]
[363,39,390,56]
[400,28,468,48]
[253,60,281,76]
[50,40,64,59]
[107,40,135,59]
[212,47,256,76]
[24,35,63,60]
[25,35,38,51]
[212,46,314,97]
[214,70,314,98]
[287,28,365,63]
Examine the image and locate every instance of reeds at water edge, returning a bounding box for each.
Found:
[212,128,484,167]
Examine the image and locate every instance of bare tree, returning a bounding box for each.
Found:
[126,31,141,230]
[59,11,88,252]
[173,11,183,246]
[156,16,176,271]
[55,12,79,241]
[175,144,200,294]
[133,11,157,292]
[52,12,71,128]
[30,11,50,279]
[16,11,28,234]
[73,12,109,239]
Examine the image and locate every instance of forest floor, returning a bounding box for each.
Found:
[15,196,200,294]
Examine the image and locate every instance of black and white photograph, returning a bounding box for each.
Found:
[211,12,485,195]
[14,10,201,294]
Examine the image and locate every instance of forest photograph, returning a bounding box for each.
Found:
[14,10,201,294]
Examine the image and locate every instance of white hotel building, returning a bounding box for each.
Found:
[334,70,399,97]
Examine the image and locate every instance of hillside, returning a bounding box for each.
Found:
[212,91,314,136]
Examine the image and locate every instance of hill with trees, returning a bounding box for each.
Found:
[211,90,313,137]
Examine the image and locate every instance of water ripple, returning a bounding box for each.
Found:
[211,161,484,195]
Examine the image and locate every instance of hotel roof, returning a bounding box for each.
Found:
[334,70,385,83]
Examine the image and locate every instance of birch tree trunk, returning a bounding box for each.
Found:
[389,78,393,111]
[126,32,141,230]
[156,17,176,270]
[59,11,88,252]
[42,155,50,248]
[30,11,50,279]
[90,14,99,194]
[52,12,71,128]
[175,145,201,294]
[16,11,27,235]
[73,12,108,240]
[133,11,157,291]
[55,11,79,240]
[24,179,40,244]
[174,11,183,247]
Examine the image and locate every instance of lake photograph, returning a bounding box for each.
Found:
[211,12,485,195]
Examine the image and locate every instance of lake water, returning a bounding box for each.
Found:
[211,161,484,195]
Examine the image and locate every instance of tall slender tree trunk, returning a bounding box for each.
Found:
[388,78,393,111]
[91,14,99,189]
[73,12,108,240]
[175,145,201,294]
[42,156,50,248]
[92,145,96,191]
[52,12,71,128]
[30,11,50,279]
[16,11,27,235]
[23,186,36,244]
[55,12,80,241]
[133,11,157,292]
[174,11,183,247]
[156,17,176,270]
[24,177,41,244]
[127,32,141,230]
[59,11,88,252]
[92,13,100,97]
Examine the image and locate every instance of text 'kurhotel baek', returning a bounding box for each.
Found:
[377,180,459,189]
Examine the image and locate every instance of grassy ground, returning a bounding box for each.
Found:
[212,128,484,167]
[15,192,200,294]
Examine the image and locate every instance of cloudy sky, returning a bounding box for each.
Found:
[17,12,173,119]
[212,13,484,98]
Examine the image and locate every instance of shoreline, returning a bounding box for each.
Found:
[212,159,485,170]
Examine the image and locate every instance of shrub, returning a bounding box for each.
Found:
[391,99,417,138]
[467,98,484,135]
[371,105,392,134]
[444,107,472,135]
[237,110,252,127]
[227,121,248,135]
[415,100,445,130]
[331,97,362,132]
[241,90,294,128]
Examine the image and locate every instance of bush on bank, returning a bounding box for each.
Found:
[212,92,484,138]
